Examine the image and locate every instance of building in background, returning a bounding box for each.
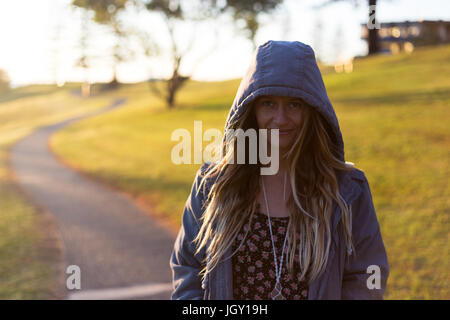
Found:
[361,20,450,54]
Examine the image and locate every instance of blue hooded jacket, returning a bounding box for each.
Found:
[170,40,390,300]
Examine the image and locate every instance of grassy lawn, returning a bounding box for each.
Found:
[50,45,450,299]
[0,86,114,299]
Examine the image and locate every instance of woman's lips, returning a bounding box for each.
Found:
[267,128,294,136]
[279,129,293,135]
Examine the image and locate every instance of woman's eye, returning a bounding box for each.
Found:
[289,102,302,109]
[261,100,274,107]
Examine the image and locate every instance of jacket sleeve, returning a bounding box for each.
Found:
[170,164,209,300]
[341,172,390,299]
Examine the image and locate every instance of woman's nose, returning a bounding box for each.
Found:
[273,105,289,125]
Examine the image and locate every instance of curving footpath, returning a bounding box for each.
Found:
[9,98,176,299]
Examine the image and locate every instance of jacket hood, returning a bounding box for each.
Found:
[223,40,345,162]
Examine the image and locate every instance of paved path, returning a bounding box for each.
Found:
[10,99,176,299]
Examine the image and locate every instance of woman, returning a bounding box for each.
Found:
[170,40,389,300]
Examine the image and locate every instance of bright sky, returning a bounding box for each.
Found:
[0,0,449,87]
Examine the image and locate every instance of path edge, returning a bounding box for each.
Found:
[5,142,67,300]
[46,114,180,239]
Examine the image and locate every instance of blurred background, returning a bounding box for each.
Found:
[0,0,448,300]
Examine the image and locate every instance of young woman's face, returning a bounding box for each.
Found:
[253,95,306,152]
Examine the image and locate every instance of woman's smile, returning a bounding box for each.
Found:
[278,129,294,135]
[267,128,294,137]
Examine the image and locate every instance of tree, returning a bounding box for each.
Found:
[72,0,132,87]
[204,0,283,50]
[142,0,189,108]
[140,0,223,109]
[316,0,381,55]
[71,0,287,107]
[366,0,379,54]
[0,69,10,93]
[140,0,284,108]
[75,9,92,97]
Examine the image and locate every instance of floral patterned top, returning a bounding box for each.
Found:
[231,211,309,300]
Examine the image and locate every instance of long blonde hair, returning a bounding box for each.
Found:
[193,100,355,285]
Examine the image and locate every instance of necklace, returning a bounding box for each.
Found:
[261,171,289,300]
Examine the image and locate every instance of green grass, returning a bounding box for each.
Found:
[0,86,115,298]
[50,45,450,299]
[0,83,82,104]
[324,46,450,299]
